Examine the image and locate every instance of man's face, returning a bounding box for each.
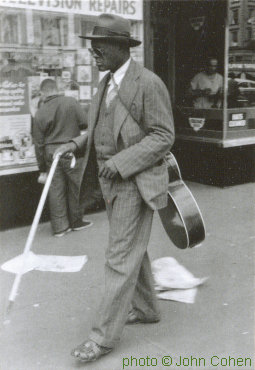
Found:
[207,59,218,75]
[90,40,121,72]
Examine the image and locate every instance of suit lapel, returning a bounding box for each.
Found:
[114,60,142,144]
[89,73,110,132]
[87,73,110,152]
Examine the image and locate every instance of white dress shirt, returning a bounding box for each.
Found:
[107,57,132,95]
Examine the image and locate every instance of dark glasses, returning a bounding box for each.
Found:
[88,47,104,58]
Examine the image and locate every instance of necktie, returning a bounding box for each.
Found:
[105,74,118,108]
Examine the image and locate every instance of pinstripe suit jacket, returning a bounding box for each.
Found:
[73,59,175,210]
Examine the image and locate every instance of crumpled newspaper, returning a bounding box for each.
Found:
[1,251,87,274]
[152,257,208,304]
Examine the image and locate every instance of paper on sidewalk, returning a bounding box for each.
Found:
[157,288,198,304]
[1,251,88,274]
[152,257,208,304]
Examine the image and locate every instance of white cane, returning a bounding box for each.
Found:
[5,152,76,316]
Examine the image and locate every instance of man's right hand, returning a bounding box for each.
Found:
[53,142,77,159]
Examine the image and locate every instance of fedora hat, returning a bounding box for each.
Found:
[79,13,141,47]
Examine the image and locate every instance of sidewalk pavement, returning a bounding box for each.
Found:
[0,182,254,370]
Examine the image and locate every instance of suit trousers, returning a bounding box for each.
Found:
[45,146,84,233]
[89,175,160,348]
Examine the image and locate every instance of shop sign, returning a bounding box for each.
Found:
[229,112,246,127]
[229,120,246,127]
[0,0,143,20]
[231,113,244,121]
[188,117,205,131]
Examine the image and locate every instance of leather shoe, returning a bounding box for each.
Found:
[126,309,160,325]
[71,340,112,363]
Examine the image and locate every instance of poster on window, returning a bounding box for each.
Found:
[77,66,92,82]
[79,85,91,100]
[76,49,91,65]
[41,17,61,46]
[0,78,37,174]
[63,53,75,68]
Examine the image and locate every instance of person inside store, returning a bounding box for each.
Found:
[32,79,93,237]
[188,57,223,108]
[53,13,175,364]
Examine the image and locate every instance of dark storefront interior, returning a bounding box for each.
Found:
[152,0,226,105]
[149,0,255,186]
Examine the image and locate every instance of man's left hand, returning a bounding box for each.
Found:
[99,159,118,179]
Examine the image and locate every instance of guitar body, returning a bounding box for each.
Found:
[158,153,205,249]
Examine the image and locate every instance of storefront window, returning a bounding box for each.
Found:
[0,0,143,175]
[152,0,254,146]
[227,0,255,108]
[174,1,226,110]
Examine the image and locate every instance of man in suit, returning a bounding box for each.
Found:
[54,13,175,363]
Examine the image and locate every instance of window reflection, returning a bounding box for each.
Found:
[228,72,241,107]
[228,0,255,108]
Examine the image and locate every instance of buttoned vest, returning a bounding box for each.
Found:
[94,87,118,162]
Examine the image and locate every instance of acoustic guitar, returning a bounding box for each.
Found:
[115,92,205,249]
[158,153,206,249]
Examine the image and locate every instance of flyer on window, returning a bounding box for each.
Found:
[77,66,92,83]
[79,85,91,100]
[0,77,37,175]
[76,49,91,65]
